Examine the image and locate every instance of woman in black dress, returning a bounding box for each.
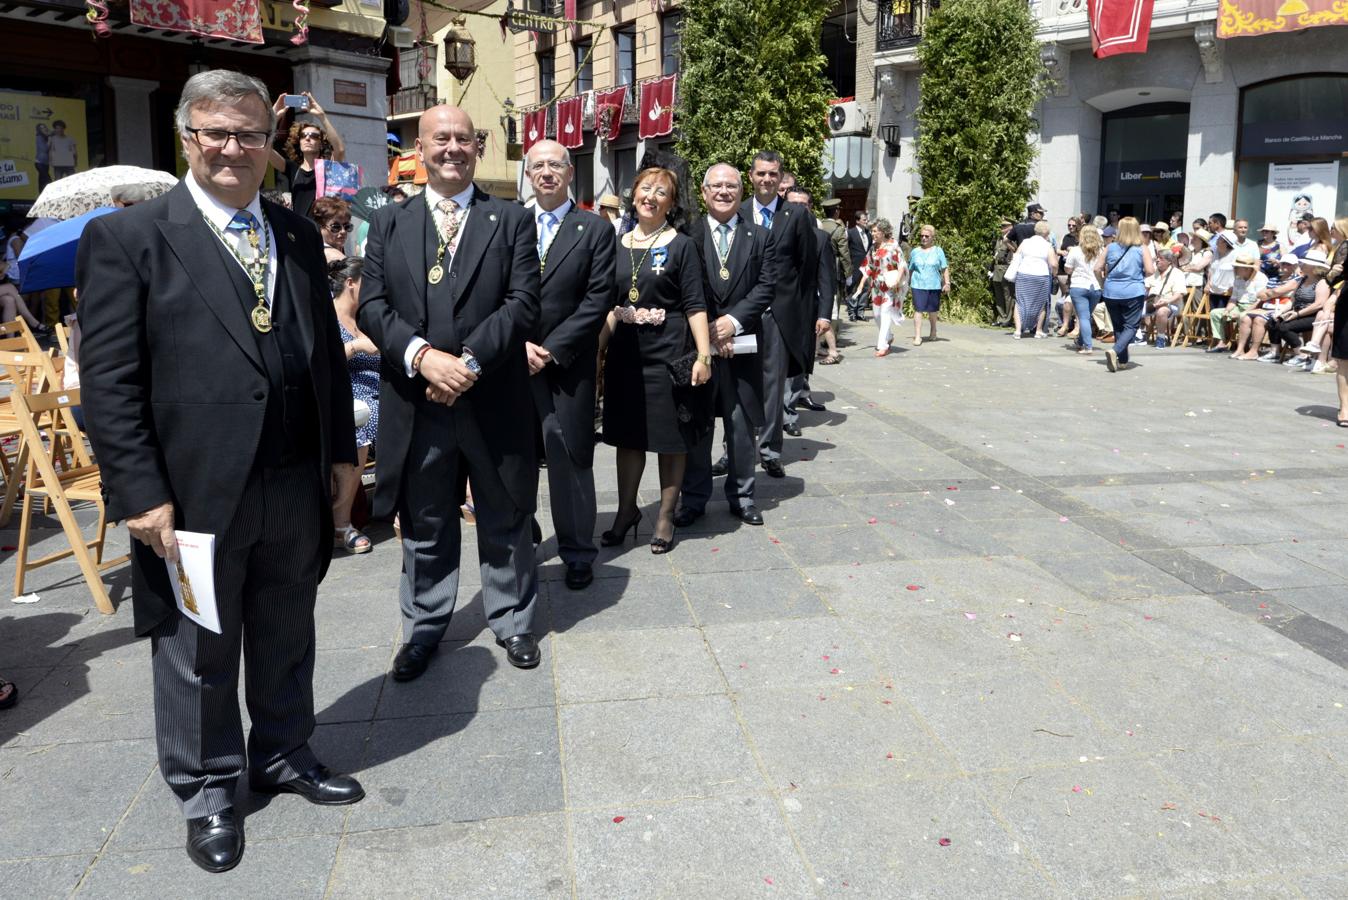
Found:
[599,167,713,553]
[267,91,347,221]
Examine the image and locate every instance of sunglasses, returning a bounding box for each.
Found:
[300,131,323,140]
[326,222,354,233]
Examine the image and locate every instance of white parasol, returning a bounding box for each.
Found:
[29,165,179,220]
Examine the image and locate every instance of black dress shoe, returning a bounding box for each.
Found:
[784,422,802,437]
[564,562,593,590]
[800,399,826,412]
[762,459,785,478]
[710,458,728,477]
[391,642,437,682]
[186,809,244,874]
[498,633,541,669]
[730,505,764,525]
[252,765,365,806]
[673,507,703,528]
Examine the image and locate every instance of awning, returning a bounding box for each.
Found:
[823,136,873,190]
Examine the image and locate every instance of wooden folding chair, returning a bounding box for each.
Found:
[10,388,126,614]
[1176,288,1210,348]
[0,349,64,526]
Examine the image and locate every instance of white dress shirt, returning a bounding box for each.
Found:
[185,171,277,305]
[705,213,744,335]
[403,181,477,375]
[752,195,780,229]
[536,198,573,260]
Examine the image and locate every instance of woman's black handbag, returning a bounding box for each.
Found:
[666,350,698,387]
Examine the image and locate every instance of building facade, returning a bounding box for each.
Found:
[871,0,1348,238]
[0,0,391,216]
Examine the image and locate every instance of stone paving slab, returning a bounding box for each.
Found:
[5,322,1348,896]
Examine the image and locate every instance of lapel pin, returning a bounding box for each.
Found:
[286,231,296,241]
[489,213,498,222]
[577,224,584,231]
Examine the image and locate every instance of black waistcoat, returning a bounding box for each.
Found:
[424,209,461,351]
[209,234,318,469]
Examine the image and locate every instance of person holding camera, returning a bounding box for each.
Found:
[268,91,347,220]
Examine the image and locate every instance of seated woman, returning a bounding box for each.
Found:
[312,197,353,264]
[328,257,380,554]
[1267,251,1332,369]
[0,261,46,334]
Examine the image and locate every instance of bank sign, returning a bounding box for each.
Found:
[1242,120,1348,156]
[1100,160,1185,193]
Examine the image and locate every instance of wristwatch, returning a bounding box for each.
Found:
[696,353,712,366]
[461,347,482,375]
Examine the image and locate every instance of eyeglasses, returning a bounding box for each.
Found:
[186,127,272,150]
[704,182,740,192]
[300,131,323,141]
[527,159,569,173]
[326,222,354,233]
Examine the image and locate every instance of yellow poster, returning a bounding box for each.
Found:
[0,91,89,203]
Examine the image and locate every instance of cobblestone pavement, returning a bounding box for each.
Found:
[3,321,1347,898]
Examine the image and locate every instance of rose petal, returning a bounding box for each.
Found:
[612,815,626,823]
[867,517,878,525]
[906,584,921,591]
[937,837,952,847]
[963,612,977,620]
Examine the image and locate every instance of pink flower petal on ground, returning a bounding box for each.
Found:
[710,547,720,553]
[938,837,952,847]
[1007,633,1022,641]
[906,584,921,591]
[829,668,841,674]
[963,612,977,621]
[1258,602,1269,609]
[1072,785,1082,793]
[612,815,626,823]
[1143,615,1154,621]
[867,517,878,524]
[822,654,830,660]
[1059,516,1070,523]
[764,876,775,886]
[946,486,958,491]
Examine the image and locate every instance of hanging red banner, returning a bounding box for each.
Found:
[1217,0,1348,38]
[1087,0,1154,58]
[556,96,584,150]
[594,86,626,143]
[130,0,263,43]
[638,75,677,140]
[522,107,548,155]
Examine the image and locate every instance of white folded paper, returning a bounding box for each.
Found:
[166,531,220,634]
[731,334,759,355]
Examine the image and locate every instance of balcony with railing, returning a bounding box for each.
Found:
[876,0,940,51]
[389,44,440,118]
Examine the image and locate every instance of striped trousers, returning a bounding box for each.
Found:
[150,463,324,819]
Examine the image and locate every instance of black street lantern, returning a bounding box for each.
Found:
[443,16,477,81]
[877,122,901,158]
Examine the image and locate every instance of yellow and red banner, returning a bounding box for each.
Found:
[1218,0,1348,38]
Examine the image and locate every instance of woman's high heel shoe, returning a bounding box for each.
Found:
[601,510,643,546]
[649,526,676,555]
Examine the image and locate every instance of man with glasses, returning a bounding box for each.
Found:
[522,139,615,590]
[77,70,363,874]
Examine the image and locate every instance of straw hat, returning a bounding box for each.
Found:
[598,193,622,211]
[1232,251,1259,268]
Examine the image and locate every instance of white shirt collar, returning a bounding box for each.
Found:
[423,181,476,212]
[536,198,573,223]
[753,195,779,216]
[706,213,738,232]
[185,171,264,232]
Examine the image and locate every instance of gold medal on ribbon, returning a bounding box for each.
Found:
[628,287,640,302]
[428,264,444,285]
[719,266,730,281]
[251,304,273,333]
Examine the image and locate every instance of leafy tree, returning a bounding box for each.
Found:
[914,0,1044,322]
[676,0,834,203]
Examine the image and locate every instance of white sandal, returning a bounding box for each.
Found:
[335,525,372,554]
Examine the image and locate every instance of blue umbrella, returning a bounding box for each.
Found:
[17,206,120,293]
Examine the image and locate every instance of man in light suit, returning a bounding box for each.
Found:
[740,150,817,479]
[77,70,362,874]
[676,163,776,527]
[359,105,542,680]
[522,139,615,589]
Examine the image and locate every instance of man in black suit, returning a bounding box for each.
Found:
[76,69,362,874]
[676,163,776,527]
[846,211,871,321]
[740,151,817,479]
[359,105,542,679]
[522,140,615,588]
[782,186,836,438]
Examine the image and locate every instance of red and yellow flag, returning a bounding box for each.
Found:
[1218,0,1348,38]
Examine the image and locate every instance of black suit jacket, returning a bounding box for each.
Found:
[847,225,869,271]
[76,182,355,635]
[532,205,616,467]
[739,198,816,374]
[687,214,776,424]
[358,186,541,516]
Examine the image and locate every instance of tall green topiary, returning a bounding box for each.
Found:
[915,0,1044,322]
[676,0,834,203]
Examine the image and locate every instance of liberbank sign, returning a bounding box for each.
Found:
[1241,120,1348,157]
[1101,160,1185,193]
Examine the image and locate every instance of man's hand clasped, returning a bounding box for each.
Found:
[418,348,478,405]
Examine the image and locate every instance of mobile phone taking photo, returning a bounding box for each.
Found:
[283,94,310,111]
